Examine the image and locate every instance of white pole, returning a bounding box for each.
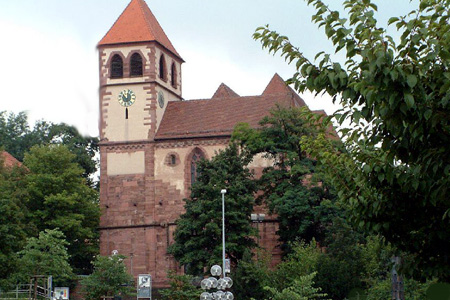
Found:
[221,189,227,278]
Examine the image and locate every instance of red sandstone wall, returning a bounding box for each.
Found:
[99,138,282,288]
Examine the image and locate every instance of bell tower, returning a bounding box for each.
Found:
[98,0,183,144]
[97,0,183,287]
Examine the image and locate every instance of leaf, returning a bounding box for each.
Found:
[404,93,415,108]
[406,74,418,88]
[388,17,399,25]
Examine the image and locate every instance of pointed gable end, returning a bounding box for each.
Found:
[211,83,240,99]
[1,151,21,169]
[98,0,182,59]
[262,73,290,95]
[262,73,306,107]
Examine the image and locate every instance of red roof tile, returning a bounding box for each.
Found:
[155,74,308,140]
[211,83,240,99]
[1,151,21,168]
[98,0,181,59]
[263,73,306,107]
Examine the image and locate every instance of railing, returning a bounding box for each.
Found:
[0,284,53,300]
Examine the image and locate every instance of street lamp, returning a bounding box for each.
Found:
[199,190,234,300]
[200,265,233,300]
[220,189,226,278]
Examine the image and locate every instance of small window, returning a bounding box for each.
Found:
[170,154,176,165]
[171,63,176,87]
[165,153,179,167]
[159,54,166,80]
[111,54,123,78]
[130,53,143,76]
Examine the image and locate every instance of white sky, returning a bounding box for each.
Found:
[0,0,418,137]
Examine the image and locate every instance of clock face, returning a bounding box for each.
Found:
[158,91,165,108]
[118,89,136,107]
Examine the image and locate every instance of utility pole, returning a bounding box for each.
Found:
[391,256,404,300]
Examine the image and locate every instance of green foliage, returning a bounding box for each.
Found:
[159,271,200,300]
[0,160,28,288]
[254,0,450,280]
[0,111,98,182]
[23,145,100,274]
[315,219,365,300]
[271,240,322,292]
[364,278,433,300]
[14,229,74,287]
[234,242,324,300]
[81,255,134,300]
[264,272,328,300]
[232,107,340,251]
[168,144,257,275]
[233,250,272,300]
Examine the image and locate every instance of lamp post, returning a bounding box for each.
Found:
[199,190,234,300]
[221,189,226,278]
[200,265,233,300]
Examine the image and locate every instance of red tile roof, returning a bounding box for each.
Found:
[263,73,307,107]
[212,83,240,99]
[155,74,308,140]
[98,0,181,59]
[1,151,21,168]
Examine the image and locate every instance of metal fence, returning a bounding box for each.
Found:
[0,284,52,300]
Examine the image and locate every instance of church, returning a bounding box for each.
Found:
[97,0,325,289]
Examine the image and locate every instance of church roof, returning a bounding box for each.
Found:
[155,74,307,140]
[211,83,240,99]
[98,0,181,59]
[1,151,21,168]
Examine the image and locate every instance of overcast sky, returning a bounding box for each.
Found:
[0,0,418,137]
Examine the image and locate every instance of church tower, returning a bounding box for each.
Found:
[97,0,183,288]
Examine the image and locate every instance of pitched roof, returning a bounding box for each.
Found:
[98,0,181,59]
[263,73,307,107]
[155,74,308,140]
[1,151,21,168]
[211,83,240,99]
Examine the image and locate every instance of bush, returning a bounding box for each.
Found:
[159,271,200,300]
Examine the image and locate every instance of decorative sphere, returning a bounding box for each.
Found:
[224,292,234,300]
[200,292,213,300]
[214,290,225,300]
[201,278,212,290]
[208,277,218,288]
[217,278,226,290]
[210,265,222,276]
[223,277,233,288]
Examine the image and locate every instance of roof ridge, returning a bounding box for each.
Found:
[97,0,134,46]
[98,0,182,59]
[137,0,154,40]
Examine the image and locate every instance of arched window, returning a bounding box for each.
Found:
[130,53,143,76]
[171,63,177,87]
[170,154,176,165]
[190,149,204,185]
[159,54,166,80]
[111,54,123,78]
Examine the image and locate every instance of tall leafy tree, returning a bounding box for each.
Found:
[14,229,74,287]
[168,144,257,275]
[81,255,134,300]
[254,0,450,279]
[0,157,28,288]
[0,111,98,183]
[232,106,340,252]
[23,144,100,274]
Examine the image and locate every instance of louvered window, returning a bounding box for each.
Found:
[130,53,143,76]
[111,54,123,78]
